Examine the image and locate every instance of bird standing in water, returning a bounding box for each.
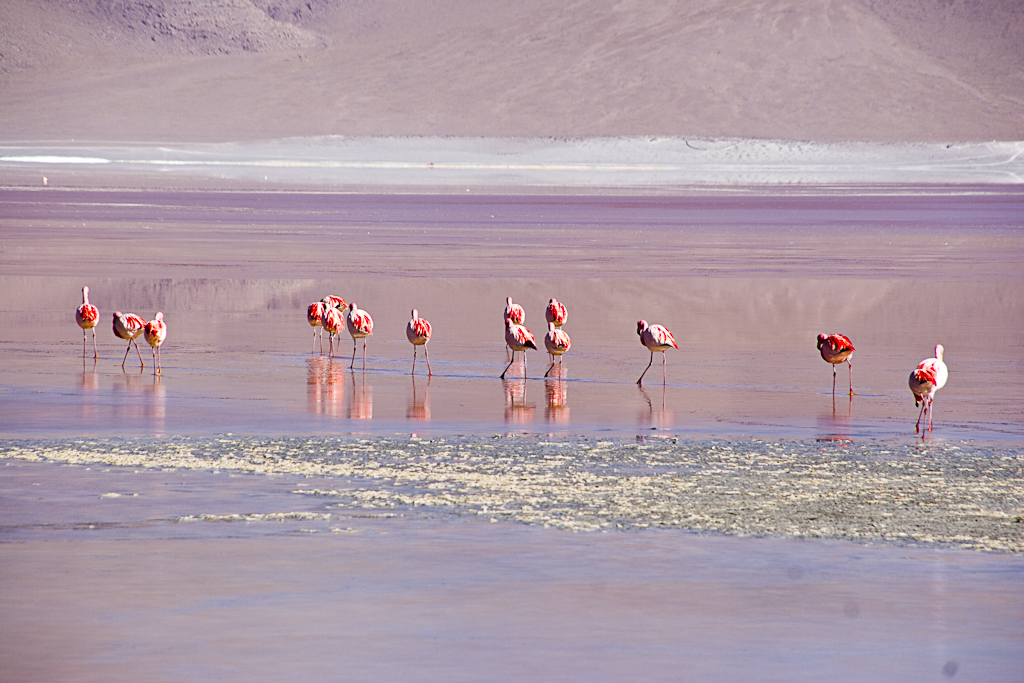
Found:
[75,286,100,359]
[543,322,571,377]
[502,319,537,379]
[909,344,948,433]
[636,320,678,385]
[143,312,167,374]
[406,308,432,376]
[346,302,373,370]
[817,333,855,396]
[112,311,147,368]
[321,305,345,357]
[307,301,327,354]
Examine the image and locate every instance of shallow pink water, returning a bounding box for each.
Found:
[1,187,1021,441]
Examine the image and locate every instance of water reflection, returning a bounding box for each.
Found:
[503,377,535,424]
[80,359,99,418]
[348,370,372,419]
[110,367,165,432]
[307,357,346,417]
[817,392,853,441]
[544,364,569,424]
[637,383,674,429]
[407,376,431,421]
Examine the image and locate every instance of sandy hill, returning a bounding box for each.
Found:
[0,0,1021,142]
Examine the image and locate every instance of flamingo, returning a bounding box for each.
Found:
[406,308,432,376]
[322,295,347,311]
[143,312,167,374]
[543,322,571,377]
[636,320,678,385]
[346,302,373,369]
[817,333,855,396]
[504,297,526,361]
[545,298,568,327]
[112,311,147,368]
[321,305,345,357]
[75,286,100,358]
[307,301,327,353]
[501,319,537,379]
[909,344,948,433]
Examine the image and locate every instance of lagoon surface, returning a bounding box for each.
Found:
[1,186,1022,681]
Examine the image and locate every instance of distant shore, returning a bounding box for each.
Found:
[2,136,1022,191]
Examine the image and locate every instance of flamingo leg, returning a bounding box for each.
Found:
[122,341,132,367]
[425,345,431,377]
[412,347,417,375]
[362,339,367,370]
[81,330,88,358]
[92,328,98,359]
[319,328,324,355]
[500,351,516,379]
[915,399,926,433]
[134,339,145,367]
[848,361,855,396]
[523,352,528,378]
[350,338,357,369]
[662,352,667,384]
[637,351,654,385]
[545,359,555,377]
[928,397,935,431]
[832,365,837,396]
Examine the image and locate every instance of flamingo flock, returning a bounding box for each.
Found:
[73,286,952,433]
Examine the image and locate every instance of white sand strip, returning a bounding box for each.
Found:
[2,136,1022,187]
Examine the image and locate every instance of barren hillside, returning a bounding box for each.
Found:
[0,0,1021,142]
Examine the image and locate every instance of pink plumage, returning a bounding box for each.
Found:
[545,298,568,327]
[406,308,432,376]
[307,301,327,354]
[909,344,948,434]
[501,319,537,379]
[112,311,147,367]
[346,302,373,369]
[817,333,855,395]
[143,312,167,373]
[636,319,678,385]
[544,322,571,377]
[321,306,345,357]
[75,285,100,359]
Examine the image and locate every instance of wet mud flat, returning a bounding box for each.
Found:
[2,441,1023,683]
[4,434,1022,552]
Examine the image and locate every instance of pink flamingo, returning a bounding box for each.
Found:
[501,319,537,379]
[909,344,948,433]
[817,333,855,396]
[543,322,571,377]
[321,305,345,357]
[112,311,147,368]
[346,302,373,369]
[75,286,100,359]
[636,320,678,385]
[545,298,568,327]
[406,308,432,376]
[143,312,167,374]
[322,295,347,310]
[307,301,327,353]
[504,297,525,360]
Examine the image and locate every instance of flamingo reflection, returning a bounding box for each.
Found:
[637,383,674,429]
[544,362,569,424]
[407,375,431,421]
[503,377,535,424]
[80,359,99,418]
[818,392,853,442]
[307,357,346,417]
[348,370,372,419]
